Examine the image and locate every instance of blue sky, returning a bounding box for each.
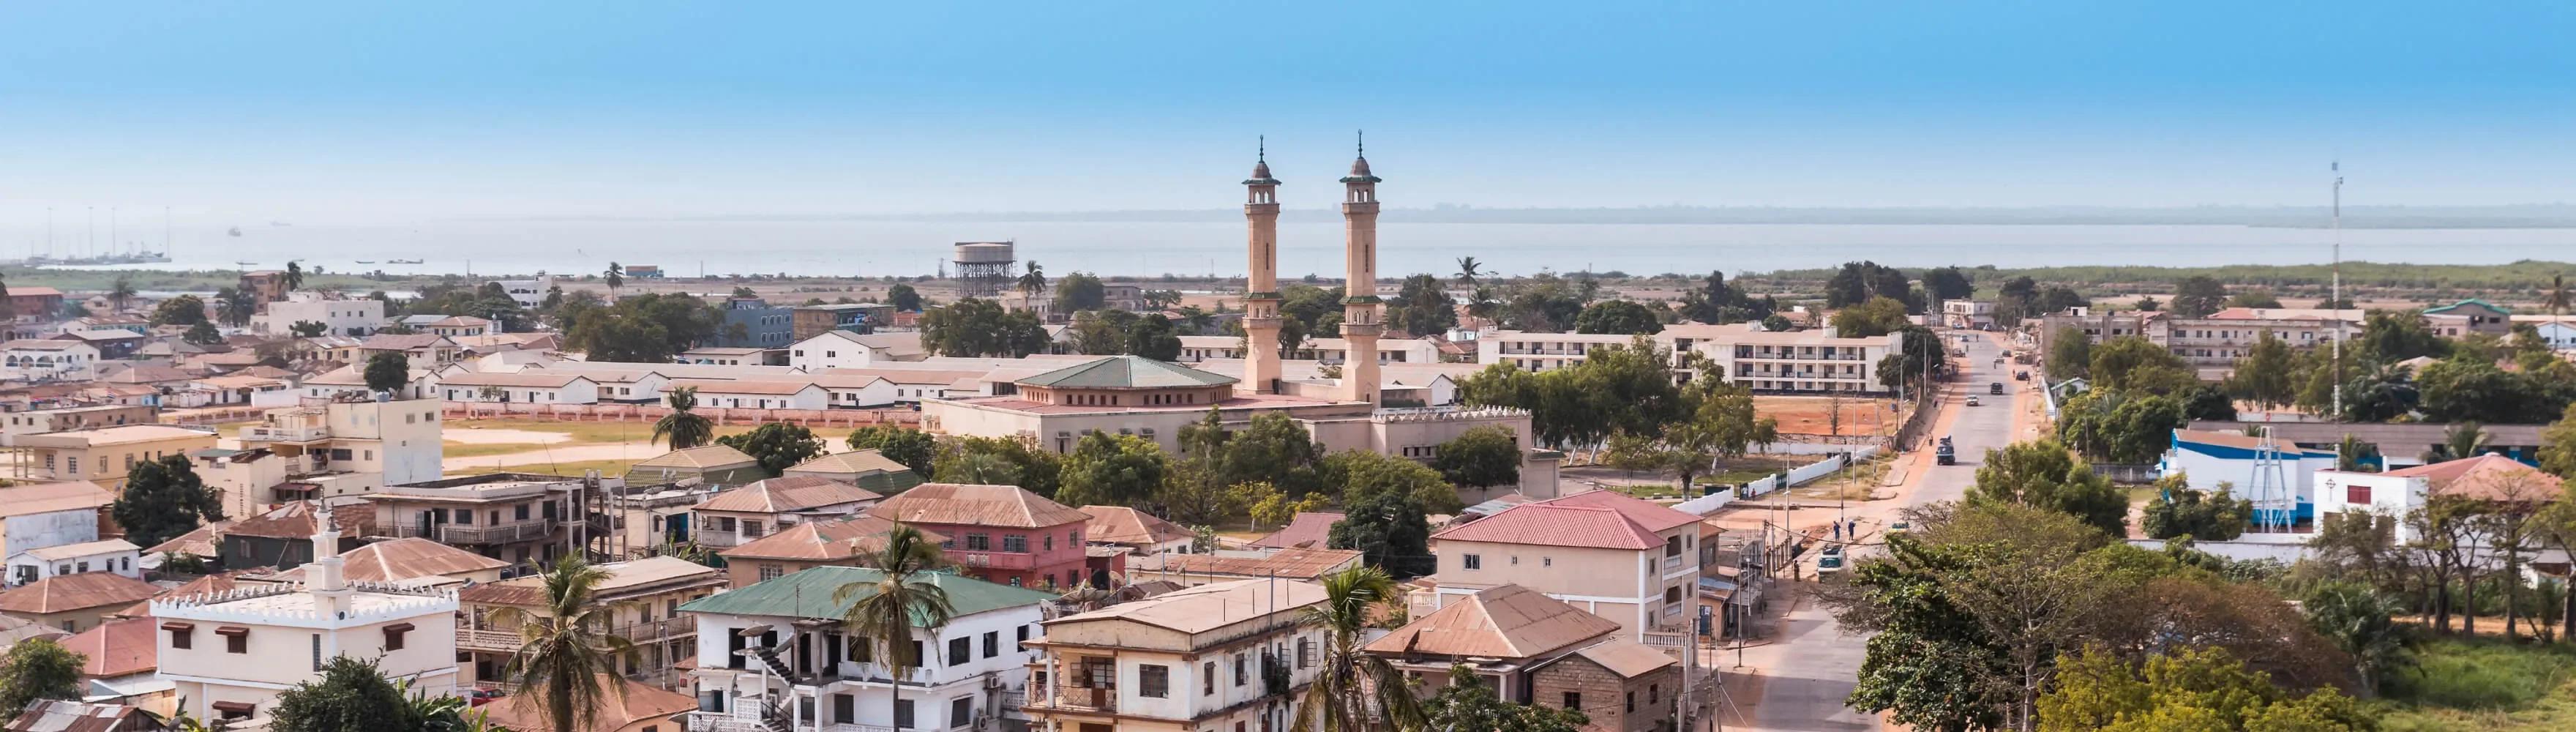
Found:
[3,1,2572,223]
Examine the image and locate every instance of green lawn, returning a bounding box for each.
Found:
[459,458,633,479]
[2376,638,2576,731]
[440,441,552,458]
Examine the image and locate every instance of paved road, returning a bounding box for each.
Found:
[1734,333,2030,732]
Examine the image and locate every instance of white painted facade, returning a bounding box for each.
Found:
[6,539,141,586]
[0,340,101,381]
[687,597,1042,731]
[249,293,387,337]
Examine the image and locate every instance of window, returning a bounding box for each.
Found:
[312,633,323,671]
[759,564,783,582]
[2347,484,2372,504]
[515,504,530,520]
[383,622,412,651]
[1044,534,1052,552]
[893,699,915,730]
[1234,653,1248,686]
[1462,553,1481,570]
[948,697,971,729]
[965,534,991,551]
[1543,556,1554,567]
[1563,692,1581,710]
[1203,661,1217,695]
[1016,625,1030,644]
[220,627,249,654]
[1138,664,1169,698]
[1297,637,1313,667]
[1665,586,1682,603]
[1626,691,1636,713]
[1666,536,1682,557]
[1650,684,1660,704]
[743,520,765,538]
[454,509,474,525]
[1002,534,1027,553]
[164,622,193,649]
[948,637,970,666]
[982,631,998,658]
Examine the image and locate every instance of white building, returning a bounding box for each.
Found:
[490,275,555,309]
[1024,579,1328,732]
[683,565,1055,732]
[1175,335,1442,365]
[2313,455,2565,545]
[664,378,831,411]
[2157,429,2337,512]
[236,396,447,493]
[786,330,929,370]
[436,372,601,404]
[249,292,387,337]
[151,504,460,727]
[1942,299,1996,330]
[1477,324,1906,394]
[2531,321,2576,351]
[5,538,141,586]
[0,482,116,566]
[0,340,101,381]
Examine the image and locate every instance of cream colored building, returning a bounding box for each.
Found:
[0,404,157,446]
[1478,324,1907,394]
[236,395,445,496]
[151,504,460,727]
[1423,491,1707,642]
[457,556,722,689]
[9,425,219,490]
[1024,578,1328,732]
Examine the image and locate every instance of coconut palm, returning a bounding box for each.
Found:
[1016,261,1047,300]
[652,387,715,449]
[498,556,638,732]
[2548,273,2572,326]
[1453,256,1486,288]
[2434,421,2489,463]
[603,262,624,296]
[108,276,137,313]
[836,525,955,731]
[2302,583,2411,697]
[214,287,257,327]
[1292,566,1425,732]
[283,261,305,292]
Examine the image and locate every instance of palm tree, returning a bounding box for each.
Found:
[214,287,256,327]
[1016,261,1047,301]
[498,556,638,732]
[836,525,956,731]
[652,387,715,449]
[2435,421,2489,463]
[108,276,137,313]
[2548,273,2572,331]
[1453,256,1486,288]
[1292,566,1424,732]
[1466,285,1499,323]
[2302,583,2411,697]
[603,262,624,297]
[283,261,305,292]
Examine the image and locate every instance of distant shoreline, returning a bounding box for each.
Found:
[458,204,2576,229]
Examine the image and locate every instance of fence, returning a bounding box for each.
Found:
[441,401,919,427]
[2089,463,2160,484]
[1671,445,1884,515]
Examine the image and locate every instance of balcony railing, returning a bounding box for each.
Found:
[242,425,331,442]
[1024,683,1117,714]
[386,518,557,545]
[458,616,694,652]
[946,550,1038,571]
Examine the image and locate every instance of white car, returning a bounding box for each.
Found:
[1966,395,1982,406]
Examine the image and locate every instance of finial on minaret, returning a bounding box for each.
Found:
[1357,130,1364,158]
[1259,135,1266,163]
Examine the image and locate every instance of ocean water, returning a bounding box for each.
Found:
[12,220,2576,279]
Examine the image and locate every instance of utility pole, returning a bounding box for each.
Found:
[2329,162,2344,422]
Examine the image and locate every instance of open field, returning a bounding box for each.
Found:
[1758,395,1897,438]
[444,419,759,446]
[456,458,635,479]
[2378,638,2576,731]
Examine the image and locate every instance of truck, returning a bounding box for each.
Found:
[1936,436,1956,466]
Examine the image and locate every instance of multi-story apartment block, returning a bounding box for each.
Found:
[686,476,886,550]
[0,404,155,446]
[7,425,218,490]
[715,297,795,349]
[2038,307,2360,371]
[248,291,386,337]
[362,473,607,575]
[867,483,1093,590]
[0,481,116,569]
[1023,578,1329,732]
[790,302,896,340]
[1477,324,1904,395]
[1174,335,1442,365]
[1423,490,1707,641]
[236,395,444,499]
[457,556,722,687]
[154,504,460,726]
[682,566,1054,732]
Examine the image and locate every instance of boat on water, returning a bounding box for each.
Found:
[355,260,377,264]
[386,258,424,264]
[235,261,258,266]
[227,227,242,237]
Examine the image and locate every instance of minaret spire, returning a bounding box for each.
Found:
[1240,138,1286,395]
[1338,134,1384,407]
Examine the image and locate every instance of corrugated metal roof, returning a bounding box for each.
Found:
[1079,506,1193,547]
[1047,578,1327,634]
[1362,584,1618,660]
[0,482,114,519]
[61,616,156,679]
[1431,504,1664,550]
[866,483,1089,529]
[678,565,1053,621]
[694,477,883,514]
[1016,356,1237,389]
[1138,547,1363,580]
[632,444,757,471]
[0,572,160,614]
[1248,512,1344,549]
[718,515,946,561]
[786,449,912,477]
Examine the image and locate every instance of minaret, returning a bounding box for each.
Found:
[306,501,354,619]
[1240,138,1286,395]
[1338,132,1384,407]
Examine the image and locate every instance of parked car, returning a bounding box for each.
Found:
[1966,395,1981,406]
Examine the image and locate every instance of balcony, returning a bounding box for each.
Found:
[242,425,331,443]
[947,549,1038,571]
[457,616,694,653]
[1023,683,1117,714]
[685,712,902,732]
[386,518,558,545]
[694,529,742,548]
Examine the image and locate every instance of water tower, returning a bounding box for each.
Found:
[952,241,1017,298]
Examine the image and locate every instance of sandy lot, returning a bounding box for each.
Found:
[1757,395,1896,437]
[441,428,574,445]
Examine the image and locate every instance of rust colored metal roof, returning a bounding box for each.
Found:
[718,515,943,561]
[1431,504,1664,550]
[1248,511,1344,549]
[330,538,509,583]
[0,481,114,518]
[61,616,157,679]
[225,500,371,539]
[1560,640,1680,679]
[1538,490,1704,532]
[0,572,160,615]
[2386,454,2566,502]
[1079,506,1192,547]
[477,673,697,732]
[694,477,882,514]
[866,483,1088,529]
[1362,584,1618,660]
[1140,547,1363,580]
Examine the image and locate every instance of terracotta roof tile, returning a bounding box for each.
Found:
[1079,506,1193,548]
[867,483,1088,529]
[2390,455,2566,502]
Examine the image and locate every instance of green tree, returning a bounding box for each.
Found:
[1202,411,1327,498]
[836,525,954,731]
[1922,266,1974,302]
[1050,271,1104,312]
[1432,426,1522,496]
[1330,488,1434,578]
[182,320,224,346]
[151,294,209,326]
[2225,332,2298,411]
[2049,327,2094,380]
[2088,335,2196,395]
[2417,358,2564,424]
[561,292,722,362]
[290,320,329,337]
[716,423,826,477]
[1423,664,1590,732]
[282,262,305,293]
[1995,276,2040,326]
[1056,432,1169,508]
[2034,285,2089,316]
[2170,275,2228,318]
[848,426,939,476]
[650,387,715,450]
[887,283,922,311]
[498,556,639,732]
[1325,449,1462,514]
[1826,261,1917,311]
[2139,474,2252,541]
[110,455,225,548]
[1292,566,1426,732]
[2540,402,2576,478]
[1126,313,1183,361]
[2055,390,2187,464]
[214,286,258,326]
[0,638,83,716]
[2037,646,2370,731]
[362,351,411,395]
[928,434,1057,496]
[602,262,623,295]
[1572,299,1661,335]
[2427,420,2490,463]
[1831,295,1913,337]
[1459,335,1685,452]
[1969,439,2128,536]
[918,298,1050,358]
[108,275,138,311]
[269,657,427,732]
[2356,310,2449,363]
[1386,273,1459,336]
[2299,583,2411,697]
[2227,288,2285,309]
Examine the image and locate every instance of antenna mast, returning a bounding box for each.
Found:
[2330,162,2343,423]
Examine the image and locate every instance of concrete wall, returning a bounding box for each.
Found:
[1,509,103,559]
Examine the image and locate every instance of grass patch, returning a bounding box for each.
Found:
[2377,637,2576,731]
[460,458,632,479]
[441,442,552,459]
[447,419,759,445]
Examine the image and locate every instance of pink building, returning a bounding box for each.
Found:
[866,483,1093,590]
